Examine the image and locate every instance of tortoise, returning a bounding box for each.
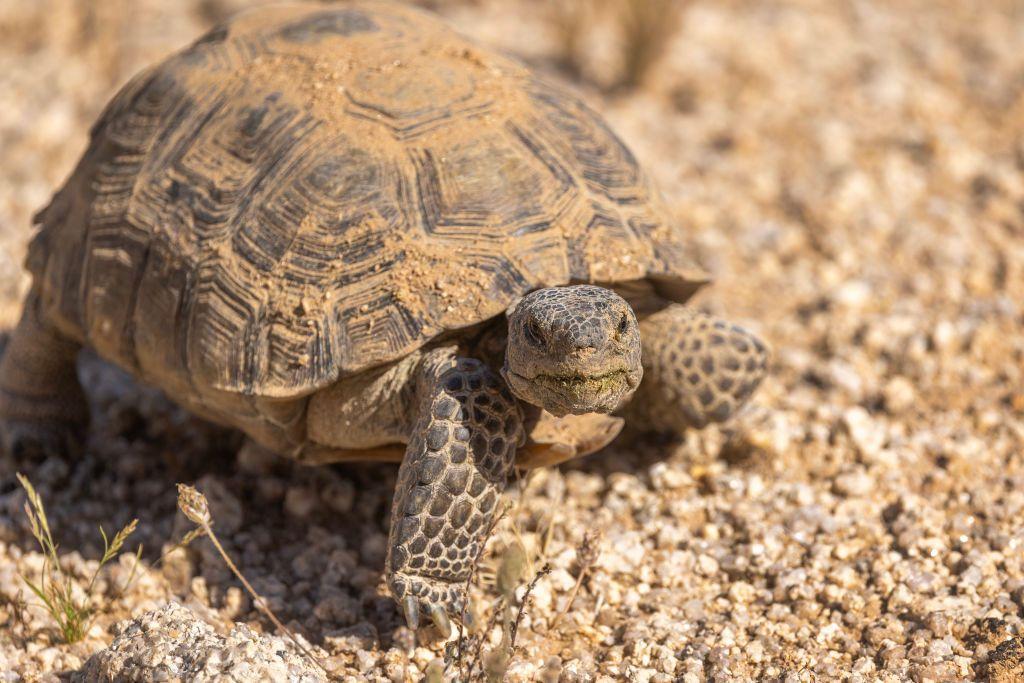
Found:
[0,1,769,633]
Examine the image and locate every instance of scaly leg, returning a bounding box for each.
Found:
[386,351,523,635]
[0,290,88,460]
[624,305,769,434]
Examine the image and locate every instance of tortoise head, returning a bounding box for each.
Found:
[502,285,642,416]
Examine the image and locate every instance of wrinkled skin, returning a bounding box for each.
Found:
[502,285,643,416]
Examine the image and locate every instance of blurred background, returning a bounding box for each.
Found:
[1,0,1023,679]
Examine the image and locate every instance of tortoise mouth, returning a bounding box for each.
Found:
[504,367,639,416]
[533,369,632,393]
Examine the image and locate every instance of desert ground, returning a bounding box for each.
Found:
[1,0,1023,680]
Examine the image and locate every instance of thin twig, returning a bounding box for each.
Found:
[176,484,329,678]
[509,563,551,655]
[455,502,509,679]
[208,532,324,667]
[549,529,602,632]
[548,570,585,633]
[465,596,505,680]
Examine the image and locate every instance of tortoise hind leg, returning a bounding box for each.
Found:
[387,351,523,635]
[624,305,769,434]
[0,290,88,461]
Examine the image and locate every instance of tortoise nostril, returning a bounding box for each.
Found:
[566,327,605,352]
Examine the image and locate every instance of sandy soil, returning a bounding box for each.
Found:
[1,0,1023,681]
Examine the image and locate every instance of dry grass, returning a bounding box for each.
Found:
[548,0,597,82]
[615,0,682,90]
[17,473,140,644]
[549,0,684,91]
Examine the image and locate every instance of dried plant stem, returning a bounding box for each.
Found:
[616,0,680,90]
[176,484,329,678]
[17,473,140,644]
[455,503,509,679]
[1,589,30,649]
[548,567,587,632]
[509,563,551,655]
[549,529,602,632]
[465,597,505,680]
[206,531,321,666]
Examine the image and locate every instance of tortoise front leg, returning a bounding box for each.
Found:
[0,290,88,461]
[387,353,523,635]
[624,305,769,434]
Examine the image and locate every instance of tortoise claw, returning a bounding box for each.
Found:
[428,603,451,638]
[402,596,420,631]
[388,571,466,637]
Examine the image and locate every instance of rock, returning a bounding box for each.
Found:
[359,533,387,568]
[842,407,886,460]
[312,588,360,627]
[728,581,755,604]
[75,602,324,682]
[236,440,279,475]
[882,377,917,413]
[888,583,914,610]
[696,555,719,577]
[160,545,195,594]
[834,469,873,497]
[323,622,379,654]
[320,478,356,515]
[980,637,1024,682]
[284,486,318,519]
[560,657,595,683]
[834,280,871,308]
[539,656,562,683]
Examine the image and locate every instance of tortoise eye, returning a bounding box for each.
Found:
[617,314,630,336]
[524,319,544,347]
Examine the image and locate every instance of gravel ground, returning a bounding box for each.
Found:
[1,0,1023,681]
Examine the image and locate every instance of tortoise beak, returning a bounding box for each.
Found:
[501,365,639,417]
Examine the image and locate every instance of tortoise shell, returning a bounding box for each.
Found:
[28,1,708,406]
